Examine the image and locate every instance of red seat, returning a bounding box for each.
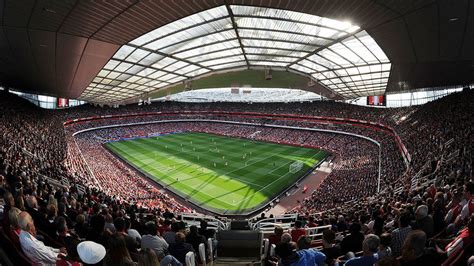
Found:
[0,227,34,265]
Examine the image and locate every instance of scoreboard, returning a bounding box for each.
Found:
[367,95,386,106]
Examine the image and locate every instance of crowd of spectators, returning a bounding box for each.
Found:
[0,89,472,265]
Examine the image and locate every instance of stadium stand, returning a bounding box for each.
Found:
[2,1,474,265]
[0,89,473,265]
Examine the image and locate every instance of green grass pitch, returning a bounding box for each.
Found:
[105,132,327,215]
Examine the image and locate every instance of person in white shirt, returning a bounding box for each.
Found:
[126,219,141,242]
[141,221,169,259]
[18,211,67,266]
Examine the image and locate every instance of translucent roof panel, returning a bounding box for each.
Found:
[80,5,389,103]
[157,88,325,103]
[296,30,390,98]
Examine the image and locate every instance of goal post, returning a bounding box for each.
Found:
[289,161,304,174]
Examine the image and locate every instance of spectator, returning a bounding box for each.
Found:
[186,225,206,257]
[432,198,446,235]
[126,219,141,243]
[163,222,180,245]
[456,182,474,226]
[377,233,392,259]
[341,223,364,254]
[371,210,385,236]
[414,205,434,238]
[296,236,326,266]
[138,248,180,266]
[399,230,442,266]
[321,229,341,265]
[168,232,195,264]
[42,203,58,238]
[269,226,284,245]
[439,214,474,265]
[344,234,380,266]
[291,220,306,242]
[307,216,317,228]
[18,211,67,265]
[274,242,299,265]
[76,241,106,266]
[74,214,88,239]
[114,217,139,258]
[57,202,73,229]
[337,215,348,232]
[281,232,292,244]
[104,214,115,233]
[138,248,159,266]
[26,195,44,226]
[55,216,81,261]
[86,214,110,247]
[391,212,412,257]
[141,221,169,259]
[198,220,215,240]
[7,207,22,246]
[103,233,136,266]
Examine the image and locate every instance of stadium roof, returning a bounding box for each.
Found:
[81,5,390,103]
[0,1,472,103]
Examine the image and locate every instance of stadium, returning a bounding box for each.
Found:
[0,1,473,265]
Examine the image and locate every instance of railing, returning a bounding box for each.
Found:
[70,135,103,191]
[410,161,431,190]
[180,213,228,231]
[302,225,332,240]
[40,174,69,190]
[252,213,298,231]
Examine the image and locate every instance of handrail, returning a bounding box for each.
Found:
[252,213,299,230]
[180,213,227,231]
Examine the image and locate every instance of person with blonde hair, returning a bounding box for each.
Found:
[103,233,135,266]
[8,207,22,246]
[138,248,159,266]
[399,230,442,265]
[47,194,57,208]
[8,207,22,232]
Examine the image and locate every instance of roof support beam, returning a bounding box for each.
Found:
[232,14,353,35]
[310,62,386,74]
[111,58,189,78]
[127,44,213,72]
[138,15,231,48]
[314,54,361,98]
[317,70,391,80]
[287,29,364,68]
[225,4,250,69]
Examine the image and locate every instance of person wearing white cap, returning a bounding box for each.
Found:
[77,241,106,265]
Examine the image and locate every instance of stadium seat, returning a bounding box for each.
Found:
[0,228,33,266]
[262,238,270,259]
[215,230,263,264]
[207,238,214,261]
[199,243,207,265]
[230,220,250,230]
[270,244,276,257]
[185,251,196,266]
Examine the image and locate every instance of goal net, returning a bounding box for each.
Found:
[289,161,304,174]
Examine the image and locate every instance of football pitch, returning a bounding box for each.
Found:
[105,132,327,215]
